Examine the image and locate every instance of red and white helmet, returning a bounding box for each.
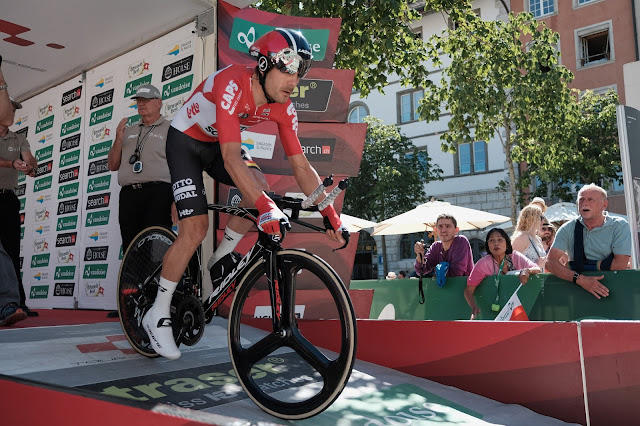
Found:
[249,28,313,78]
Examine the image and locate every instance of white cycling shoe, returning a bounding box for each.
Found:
[142,307,181,360]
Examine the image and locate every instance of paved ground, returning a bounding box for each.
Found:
[0,316,578,425]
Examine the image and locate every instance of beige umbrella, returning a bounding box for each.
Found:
[340,213,377,233]
[371,200,510,235]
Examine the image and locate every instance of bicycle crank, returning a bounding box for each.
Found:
[174,295,205,346]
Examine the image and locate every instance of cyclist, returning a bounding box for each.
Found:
[143,28,347,359]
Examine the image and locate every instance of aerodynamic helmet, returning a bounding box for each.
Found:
[249,28,313,78]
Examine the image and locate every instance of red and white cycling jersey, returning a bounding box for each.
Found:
[170,65,303,156]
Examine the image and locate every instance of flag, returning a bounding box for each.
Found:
[494,283,529,321]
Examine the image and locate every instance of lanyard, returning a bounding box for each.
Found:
[134,124,157,160]
[493,256,506,307]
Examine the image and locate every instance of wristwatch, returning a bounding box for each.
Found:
[572,272,580,284]
[0,83,7,91]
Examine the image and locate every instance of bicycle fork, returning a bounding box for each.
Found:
[264,247,286,336]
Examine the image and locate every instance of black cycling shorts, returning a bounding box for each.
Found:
[166,126,261,220]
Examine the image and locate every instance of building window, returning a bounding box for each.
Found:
[575,21,614,69]
[528,0,555,18]
[456,141,487,175]
[398,89,423,124]
[574,0,598,6]
[400,232,433,259]
[348,104,369,123]
[405,149,429,169]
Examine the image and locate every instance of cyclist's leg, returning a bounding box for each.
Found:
[142,127,210,360]
[205,146,268,268]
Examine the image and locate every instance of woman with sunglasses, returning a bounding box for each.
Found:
[511,204,547,270]
[465,228,540,320]
[143,29,348,360]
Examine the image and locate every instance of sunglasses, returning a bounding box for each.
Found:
[542,226,553,231]
[273,49,312,78]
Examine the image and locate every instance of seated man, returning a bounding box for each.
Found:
[546,184,631,299]
[414,214,474,280]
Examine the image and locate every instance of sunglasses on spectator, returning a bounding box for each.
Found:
[542,226,553,231]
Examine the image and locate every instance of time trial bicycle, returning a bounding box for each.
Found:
[117,177,357,420]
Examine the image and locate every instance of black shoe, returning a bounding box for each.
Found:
[21,305,39,317]
[210,252,242,286]
[0,303,27,326]
[106,310,119,318]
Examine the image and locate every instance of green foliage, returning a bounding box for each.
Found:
[342,117,443,222]
[524,89,621,201]
[255,0,471,96]
[420,11,575,221]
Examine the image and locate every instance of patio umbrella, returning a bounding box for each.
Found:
[545,202,628,225]
[371,200,510,236]
[340,213,377,233]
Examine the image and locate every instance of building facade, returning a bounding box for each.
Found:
[350,0,637,278]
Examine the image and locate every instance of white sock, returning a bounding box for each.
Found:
[207,228,244,270]
[153,277,178,315]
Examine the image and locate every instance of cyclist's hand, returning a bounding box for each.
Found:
[255,192,290,236]
[320,205,348,246]
[325,228,346,245]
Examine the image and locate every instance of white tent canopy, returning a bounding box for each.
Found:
[340,214,377,233]
[371,200,510,236]
[545,202,628,224]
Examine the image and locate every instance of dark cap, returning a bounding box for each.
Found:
[9,97,22,110]
[132,84,161,99]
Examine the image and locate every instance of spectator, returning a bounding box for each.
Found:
[398,270,407,279]
[414,214,474,279]
[107,84,175,318]
[541,220,556,254]
[546,184,631,299]
[530,196,547,213]
[465,228,540,320]
[386,271,397,280]
[0,95,39,318]
[511,204,546,270]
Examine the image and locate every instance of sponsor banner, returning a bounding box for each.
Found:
[34,193,53,205]
[90,124,111,142]
[60,134,81,152]
[58,165,80,183]
[83,264,108,280]
[15,183,26,197]
[33,206,51,222]
[37,102,53,119]
[29,285,49,299]
[90,88,114,110]
[62,103,82,121]
[56,232,77,247]
[126,114,142,127]
[87,140,112,160]
[162,55,193,81]
[89,105,114,127]
[32,238,50,252]
[56,248,77,264]
[161,74,193,100]
[86,229,110,244]
[14,114,28,126]
[87,158,110,176]
[123,75,153,98]
[35,145,54,162]
[19,197,26,211]
[85,210,111,227]
[248,122,366,177]
[54,265,76,280]
[128,57,152,80]
[61,86,83,106]
[54,283,75,297]
[58,183,80,200]
[86,192,111,210]
[87,175,112,193]
[58,198,78,216]
[15,126,28,137]
[35,160,53,177]
[84,281,105,297]
[295,68,354,123]
[60,117,82,137]
[217,1,340,70]
[18,171,26,183]
[59,149,81,167]
[84,246,109,262]
[36,132,54,146]
[32,271,49,283]
[57,215,78,231]
[163,37,194,64]
[35,115,55,134]
[163,95,188,120]
[91,73,115,93]
[30,253,50,268]
[33,223,52,237]
[33,175,53,193]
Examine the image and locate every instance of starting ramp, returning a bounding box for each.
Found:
[0,316,576,425]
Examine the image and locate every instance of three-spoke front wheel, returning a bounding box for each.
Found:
[228,249,357,420]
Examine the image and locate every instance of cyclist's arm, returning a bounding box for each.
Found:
[288,153,345,244]
[220,141,264,205]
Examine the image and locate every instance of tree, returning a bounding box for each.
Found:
[420,11,575,223]
[342,117,443,222]
[523,89,621,201]
[256,0,471,96]
[342,117,442,276]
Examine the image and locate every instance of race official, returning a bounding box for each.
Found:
[108,84,175,253]
[0,96,38,318]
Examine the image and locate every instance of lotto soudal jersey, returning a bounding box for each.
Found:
[170,65,303,156]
